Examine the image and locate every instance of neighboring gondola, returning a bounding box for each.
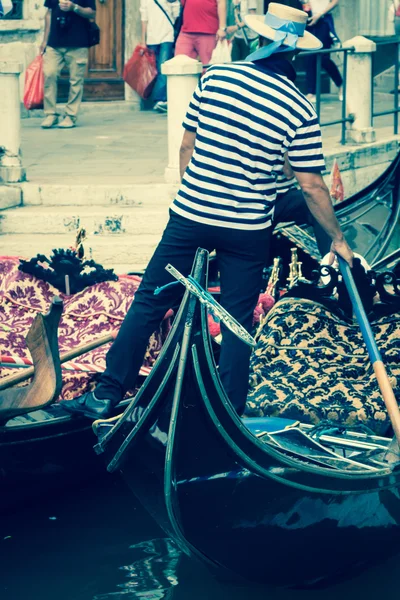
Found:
[95,249,400,588]
[0,300,131,513]
[275,151,400,272]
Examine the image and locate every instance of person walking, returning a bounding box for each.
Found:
[61,3,353,421]
[303,0,342,103]
[174,0,227,66]
[40,0,96,129]
[390,0,400,36]
[140,0,181,113]
[227,0,258,61]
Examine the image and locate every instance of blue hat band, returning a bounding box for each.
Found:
[246,12,306,62]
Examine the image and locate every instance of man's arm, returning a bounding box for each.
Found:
[216,0,227,40]
[59,0,96,19]
[141,20,148,46]
[308,0,339,27]
[179,130,196,180]
[140,0,148,45]
[293,170,353,266]
[40,9,51,54]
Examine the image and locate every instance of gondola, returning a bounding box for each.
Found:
[274,151,400,274]
[1,155,400,515]
[0,300,127,512]
[94,248,400,588]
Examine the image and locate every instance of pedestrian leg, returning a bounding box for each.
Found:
[196,33,218,66]
[64,47,89,121]
[305,53,317,95]
[321,54,343,88]
[174,32,197,59]
[156,42,174,101]
[43,47,64,116]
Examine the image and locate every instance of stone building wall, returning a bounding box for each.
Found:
[0,0,44,97]
[0,0,395,104]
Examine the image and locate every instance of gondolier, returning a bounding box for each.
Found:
[62,3,353,420]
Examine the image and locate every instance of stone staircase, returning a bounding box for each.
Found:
[0,183,178,274]
[375,66,396,93]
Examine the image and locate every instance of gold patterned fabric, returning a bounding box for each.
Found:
[246,297,400,436]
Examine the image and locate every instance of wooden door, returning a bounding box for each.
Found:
[58,0,125,102]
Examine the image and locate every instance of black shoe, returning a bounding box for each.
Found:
[59,391,113,420]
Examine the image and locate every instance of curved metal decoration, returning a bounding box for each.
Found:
[165,264,257,348]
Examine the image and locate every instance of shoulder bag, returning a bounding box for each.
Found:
[153,0,183,42]
[87,19,100,47]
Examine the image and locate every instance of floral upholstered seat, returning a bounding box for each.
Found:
[246,297,400,436]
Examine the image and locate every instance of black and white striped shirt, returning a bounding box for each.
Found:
[171,59,325,230]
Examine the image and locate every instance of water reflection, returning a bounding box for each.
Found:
[94,539,180,600]
[1,476,400,600]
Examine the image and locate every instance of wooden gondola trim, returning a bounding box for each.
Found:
[0,332,116,392]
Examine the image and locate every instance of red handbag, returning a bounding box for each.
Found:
[23,55,44,110]
[123,45,158,99]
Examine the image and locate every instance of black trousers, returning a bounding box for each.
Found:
[96,211,272,414]
[95,189,331,414]
[305,18,343,95]
[231,37,251,62]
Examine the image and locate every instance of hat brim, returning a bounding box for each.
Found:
[244,14,322,50]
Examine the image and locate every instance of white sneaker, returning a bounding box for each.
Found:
[153,101,168,113]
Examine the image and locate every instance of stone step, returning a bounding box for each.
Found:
[21,182,178,207]
[0,186,21,210]
[375,66,396,92]
[0,205,170,236]
[0,233,159,273]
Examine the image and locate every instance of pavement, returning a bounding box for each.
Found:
[19,91,400,186]
[21,107,169,185]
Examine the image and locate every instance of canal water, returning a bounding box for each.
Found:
[1,474,399,600]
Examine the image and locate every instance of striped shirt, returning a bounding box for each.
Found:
[171,59,325,230]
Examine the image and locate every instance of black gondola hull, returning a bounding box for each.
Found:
[0,412,103,512]
[96,250,400,587]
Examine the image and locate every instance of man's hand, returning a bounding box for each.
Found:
[226,25,237,35]
[329,238,354,267]
[59,0,75,12]
[39,42,47,55]
[216,28,227,41]
[308,13,322,27]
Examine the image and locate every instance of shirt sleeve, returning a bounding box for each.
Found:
[171,0,181,21]
[140,0,148,21]
[78,0,96,9]
[287,114,326,173]
[182,78,203,132]
[44,0,53,9]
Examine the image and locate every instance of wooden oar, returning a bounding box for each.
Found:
[338,256,400,450]
[0,332,116,392]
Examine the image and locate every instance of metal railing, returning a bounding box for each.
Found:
[371,38,400,135]
[298,46,355,145]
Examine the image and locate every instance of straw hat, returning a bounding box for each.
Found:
[245,3,322,51]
